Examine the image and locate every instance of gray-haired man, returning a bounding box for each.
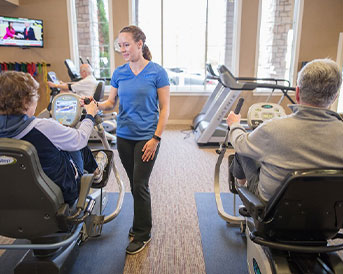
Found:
[48,64,98,97]
[226,58,343,202]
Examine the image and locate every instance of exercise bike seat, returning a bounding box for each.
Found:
[64,59,82,82]
[0,138,66,238]
[0,138,94,239]
[0,138,97,273]
[237,169,343,248]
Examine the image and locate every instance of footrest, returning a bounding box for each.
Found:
[91,149,113,188]
[85,214,104,237]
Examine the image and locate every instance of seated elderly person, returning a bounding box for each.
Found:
[0,71,107,205]
[227,58,343,202]
[48,64,98,98]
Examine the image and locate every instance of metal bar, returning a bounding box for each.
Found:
[94,123,124,223]
[214,130,244,224]
[0,223,82,250]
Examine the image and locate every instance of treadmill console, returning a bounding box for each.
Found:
[51,93,82,127]
[247,102,286,129]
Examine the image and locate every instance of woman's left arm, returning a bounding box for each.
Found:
[141,85,170,162]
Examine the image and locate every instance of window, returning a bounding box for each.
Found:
[256,0,295,84]
[135,0,237,92]
[97,0,111,79]
[336,33,343,113]
[338,79,343,113]
[68,0,111,82]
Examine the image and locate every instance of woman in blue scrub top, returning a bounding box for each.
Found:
[98,25,170,255]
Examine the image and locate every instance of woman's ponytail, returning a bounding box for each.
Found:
[143,44,152,61]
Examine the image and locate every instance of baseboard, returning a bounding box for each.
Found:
[167,119,192,125]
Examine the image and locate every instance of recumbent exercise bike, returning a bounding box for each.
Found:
[0,93,124,274]
[214,92,343,273]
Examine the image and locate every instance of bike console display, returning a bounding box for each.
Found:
[51,94,82,127]
[247,102,286,129]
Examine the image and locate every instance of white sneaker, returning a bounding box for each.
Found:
[93,151,108,184]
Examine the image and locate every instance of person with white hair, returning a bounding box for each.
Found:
[226,58,343,202]
[48,64,98,97]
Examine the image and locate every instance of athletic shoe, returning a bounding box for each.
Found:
[126,237,151,255]
[128,227,135,237]
[93,151,108,184]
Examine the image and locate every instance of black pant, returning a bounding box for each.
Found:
[69,146,98,177]
[117,136,160,241]
[67,147,98,205]
[229,153,260,195]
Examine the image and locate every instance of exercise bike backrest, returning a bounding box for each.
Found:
[64,59,82,82]
[93,80,105,102]
[238,168,343,252]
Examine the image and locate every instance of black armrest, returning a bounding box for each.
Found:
[237,187,265,219]
[76,174,94,209]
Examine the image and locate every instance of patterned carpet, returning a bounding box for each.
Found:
[107,125,233,274]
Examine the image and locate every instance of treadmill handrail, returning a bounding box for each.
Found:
[218,65,295,104]
[206,63,219,80]
[236,77,291,87]
[219,65,294,91]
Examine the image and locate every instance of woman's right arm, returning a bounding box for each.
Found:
[98,86,118,111]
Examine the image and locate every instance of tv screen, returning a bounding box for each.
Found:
[0,15,43,48]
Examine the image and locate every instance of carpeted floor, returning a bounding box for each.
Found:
[195,192,248,274]
[0,125,238,274]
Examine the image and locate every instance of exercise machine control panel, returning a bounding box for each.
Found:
[52,93,82,127]
[47,71,60,94]
[48,71,59,84]
[247,102,286,129]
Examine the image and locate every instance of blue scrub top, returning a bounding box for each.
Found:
[111,61,170,140]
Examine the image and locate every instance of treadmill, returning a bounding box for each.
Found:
[193,65,295,145]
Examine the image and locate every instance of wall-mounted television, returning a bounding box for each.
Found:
[0,15,43,48]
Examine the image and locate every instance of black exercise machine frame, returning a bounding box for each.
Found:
[236,168,343,254]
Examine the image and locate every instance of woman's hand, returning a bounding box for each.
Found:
[142,138,159,162]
